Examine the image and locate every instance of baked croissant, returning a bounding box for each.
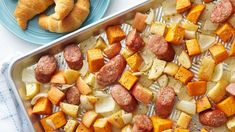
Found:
[38,0,90,33]
[14,0,54,30]
[51,0,74,20]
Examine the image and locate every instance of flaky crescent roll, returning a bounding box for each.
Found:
[51,0,74,20]
[38,0,90,33]
[14,0,54,30]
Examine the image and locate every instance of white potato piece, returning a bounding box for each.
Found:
[84,73,95,87]
[145,8,155,25]
[164,62,179,76]
[178,51,192,69]
[150,22,166,36]
[162,0,177,16]
[227,116,235,132]
[60,102,79,118]
[176,112,192,129]
[121,111,133,124]
[79,36,97,53]
[177,86,193,101]
[198,57,216,81]
[138,74,153,87]
[211,63,224,82]
[80,95,94,110]
[176,100,196,115]
[157,74,169,88]
[148,58,166,80]
[181,20,199,31]
[64,119,78,132]
[25,82,40,100]
[63,69,79,85]
[95,95,116,114]
[198,34,216,52]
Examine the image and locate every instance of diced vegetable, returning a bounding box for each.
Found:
[208,79,229,103]
[209,44,229,64]
[87,49,104,72]
[217,96,235,117]
[139,48,155,72]
[151,116,173,132]
[198,57,215,81]
[82,111,98,128]
[230,41,235,56]
[80,60,88,77]
[50,71,66,84]
[162,0,177,16]
[174,128,190,132]
[31,93,48,105]
[80,95,97,110]
[40,111,67,131]
[95,95,116,114]
[108,110,125,128]
[104,43,122,59]
[121,47,135,59]
[48,87,65,105]
[60,102,79,118]
[121,124,133,132]
[198,34,216,52]
[184,30,196,39]
[131,83,153,104]
[178,50,192,69]
[138,74,153,87]
[168,77,183,95]
[119,71,138,90]
[157,74,169,88]
[185,39,201,56]
[215,23,235,42]
[79,36,97,53]
[162,129,173,132]
[165,24,185,45]
[121,111,133,124]
[133,12,147,32]
[176,100,196,115]
[187,81,207,96]
[176,112,192,129]
[227,116,235,132]
[226,83,235,96]
[76,77,92,95]
[211,63,224,82]
[145,9,155,25]
[164,62,179,76]
[64,119,78,132]
[181,20,198,31]
[200,128,208,132]
[63,69,79,85]
[32,97,52,115]
[200,3,214,21]
[22,68,37,83]
[95,36,107,50]
[126,53,143,72]
[176,0,191,13]
[93,118,112,132]
[150,22,167,36]
[196,96,211,113]
[106,25,126,44]
[177,86,193,101]
[25,82,40,100]
[175,66,194,84]
[202,19,219,32]
[83,73,95,87]
[148,58,166,80]
[186,4,205,24]
[76,123,93,132]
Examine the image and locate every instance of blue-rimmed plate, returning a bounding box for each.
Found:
[0,0,110,45]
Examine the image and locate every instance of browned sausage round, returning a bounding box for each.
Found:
[155,86,176,118]
[147,35,175,62]
[133,114,153,132]
[66,86,80,105]
[111,84,137,112]
[199,109,227,127]
[126,29,145,52]
[210,0,233,23]
[96,55,126,86]
[63,44,83,70]
[35,55,57,83]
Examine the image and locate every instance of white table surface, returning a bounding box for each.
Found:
[0,0,145,62]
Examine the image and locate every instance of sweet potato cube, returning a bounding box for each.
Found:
[196,96,211,113]
[164,62,179,76]
[48,87,65,105]
[186,4,205,24]
[131,83,153,104]
[119,71,138,90]
[176,112,192,129]
[95,36,107,50]
[76,77,92,95]
[82,111,98,128]
[76,123,94,132]
[133,12,147,32]
[106,25,126,44]
[187,81,207,96]
[126,53,143,72]
[151,116,173,132]
[87,49,104,72]
[176,0,192,13]
[93,118,112,132]
[50,71,66,84]
[209,44,228,64]
[40,111,67,131]
[186,39,201,56]
[165,24,185,45]
[217,96,235,117]
[174,128,190,132]
[215,23,235,42]
[32,97,52,115]
[200,128,208,132]
[230,41,235,56]
[175,66,194,84]
[104,43,121,59]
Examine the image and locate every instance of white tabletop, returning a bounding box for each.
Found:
[0,0,145,62]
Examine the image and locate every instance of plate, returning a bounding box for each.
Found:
[0,0,110,45]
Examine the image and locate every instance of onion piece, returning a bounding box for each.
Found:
[22,68,37,83]
[176,100,196,115]
[200,3,214,21]
[80,60,88,77]
[93,91,108,98]
[163,14,183,24]
[202,19,219,31]
[79,36,97,53]
[145,9,155,25]
[162,0,177,16]
[121,110,133,124]
[211,63,224,82]
[80,95,94,110]
[31,93,48,105]
[95,96,116,114]
[181,20,199,31]
[139,48,155,72]
[198,34,216,52]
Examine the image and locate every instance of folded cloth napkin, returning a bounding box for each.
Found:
[0,56,30,132]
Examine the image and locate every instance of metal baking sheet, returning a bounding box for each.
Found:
[7,0,234,131]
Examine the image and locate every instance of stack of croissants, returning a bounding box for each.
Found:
[14,0,90,33]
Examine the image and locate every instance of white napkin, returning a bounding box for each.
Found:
[0,57,30,132]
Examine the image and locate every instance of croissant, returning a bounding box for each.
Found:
[14,0,54,30]
[38,0,90,33]
[51,0,74,20]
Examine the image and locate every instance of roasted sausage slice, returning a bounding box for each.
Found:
[210,0,233,23]
[63,44,83,70]
[96,55,126,86]
[111,84,137,112]
[126,29,145,52]
[147,35,175,62]
[199,109,227,127]
[133,114,153,132]
[35,55,57,83]
[155,86,176,118]
[66,86,80,105]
